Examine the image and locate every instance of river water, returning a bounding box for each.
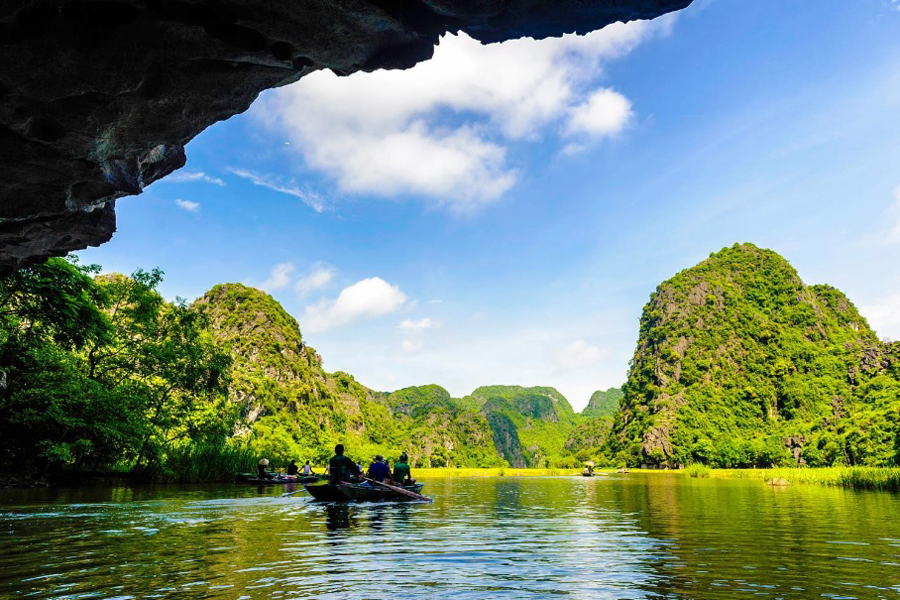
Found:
[1,474,898,599]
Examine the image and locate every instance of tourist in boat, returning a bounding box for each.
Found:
[367,454,392,482]
[393,453,414,485]
[286,460,299,476]
[302,460,314,476]
[328,444,362,484]
[257,458,273,480]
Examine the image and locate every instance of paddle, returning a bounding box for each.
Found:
[281,487,308,497]
[365,477,432,502]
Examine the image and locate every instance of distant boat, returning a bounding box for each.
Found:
[235,473,322,485]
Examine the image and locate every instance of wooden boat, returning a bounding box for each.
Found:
[235,473,322,484]
[338,482,426,502]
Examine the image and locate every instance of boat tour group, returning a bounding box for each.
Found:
[236,444,429,503]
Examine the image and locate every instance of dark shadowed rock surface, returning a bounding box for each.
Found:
[0,0,692,271]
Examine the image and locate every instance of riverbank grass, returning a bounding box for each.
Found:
[705,467,900,491]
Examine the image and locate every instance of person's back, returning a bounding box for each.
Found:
[393,455,412,484]
[302,461,312,476]
[287,460,299,476]
[328,444,360,484]
[367,456,391,482]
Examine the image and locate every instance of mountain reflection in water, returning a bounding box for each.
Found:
[1,474,899,599]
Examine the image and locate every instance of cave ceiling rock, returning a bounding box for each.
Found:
[0,0,693,271]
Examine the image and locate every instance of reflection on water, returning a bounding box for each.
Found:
[1,475,899,599]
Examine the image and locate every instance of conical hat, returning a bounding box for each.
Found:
[259,458,269,466]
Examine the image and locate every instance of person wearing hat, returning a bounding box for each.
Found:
[257,458,273,480]
[366,454,392,483]
[392,453,414,485]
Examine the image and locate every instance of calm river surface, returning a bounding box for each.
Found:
[2,474,899,599]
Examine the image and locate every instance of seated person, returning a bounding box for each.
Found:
[286,460,299,476]
[392,453,414,485]
[302,460,314,476]
[257,458,273,480]
[328,444,362,485]
[367,455,392,482]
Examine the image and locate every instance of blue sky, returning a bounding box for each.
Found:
[79,0,900,410]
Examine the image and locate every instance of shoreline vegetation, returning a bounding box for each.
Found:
[4,461,900,492]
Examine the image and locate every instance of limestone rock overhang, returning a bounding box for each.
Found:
[0,0,692,272]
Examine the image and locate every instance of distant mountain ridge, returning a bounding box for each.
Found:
[197,284,581,468]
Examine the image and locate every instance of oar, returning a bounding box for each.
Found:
[365,477,432,502]
[281,486,308,497]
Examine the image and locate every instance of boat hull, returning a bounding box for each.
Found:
[304,483,352,502]
[338,483,425,502]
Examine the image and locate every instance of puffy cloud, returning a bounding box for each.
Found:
[258,262,295,292]
[295,264,336,297]
[254,17,674,210]
[565,88,633,139]
[175,198,200,212]
[555,340,611,371]
[228,168,326,212]
[165,170,225,186]
[302,277,408,333]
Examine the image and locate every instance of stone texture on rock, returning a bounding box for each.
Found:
[0,0,691,271]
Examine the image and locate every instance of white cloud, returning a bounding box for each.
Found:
[228,168,326,212]
[302,277,408,333]
[861,292,900,340]
[295,264,336,297]
[399,318,433,332]
[165,170,226,186]
[175,198,200,213]
[258,262,295,292]
[399,317,433,353]
[565,88,633,139]
[555,340,611,371]
[254,17,674,211]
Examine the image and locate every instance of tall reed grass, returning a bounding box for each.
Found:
[697,466,900,491]
[163,441,258,483]
[684,464,711,478]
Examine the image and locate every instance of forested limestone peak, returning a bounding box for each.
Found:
[610,242,896,469]
[582,388,624,417]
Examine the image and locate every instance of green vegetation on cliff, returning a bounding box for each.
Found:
[464,386,578,467]
[197,284,507,468]
[609,243,900,469]
[582,388,623,418]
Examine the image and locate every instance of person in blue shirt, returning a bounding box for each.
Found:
[366,454,392,482]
